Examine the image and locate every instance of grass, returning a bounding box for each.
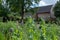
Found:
[0,18,60,40]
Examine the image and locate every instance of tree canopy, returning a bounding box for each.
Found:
[0,0,40,22]
[53,0,60,18]
[6,0,40,12]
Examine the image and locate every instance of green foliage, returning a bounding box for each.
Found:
[0,0,40,21]
[0,18,60,40]
[0,4,10,17]
[53,1,60,18]
[0,32,5,40]
[6,0,40,12]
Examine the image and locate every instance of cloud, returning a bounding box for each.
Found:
[39,1,48,6]
[41,0,59,5]
[31,0,59,7]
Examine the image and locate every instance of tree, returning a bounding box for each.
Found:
[53,0,60,18]
[0,0,10,22]
[6,0,40,22]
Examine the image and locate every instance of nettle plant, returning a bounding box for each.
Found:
[0,17,59,40]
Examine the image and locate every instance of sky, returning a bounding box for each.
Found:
[39,0,59,6]
[31,0,59,8]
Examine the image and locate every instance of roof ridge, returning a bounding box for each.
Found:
[40,5,53,8]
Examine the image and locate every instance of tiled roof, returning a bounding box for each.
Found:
[37,5,53,13]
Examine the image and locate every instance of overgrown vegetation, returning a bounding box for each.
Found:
[0,18,60,40]
[0,0,60,40]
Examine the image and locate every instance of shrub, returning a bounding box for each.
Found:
[0,18,60,40]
